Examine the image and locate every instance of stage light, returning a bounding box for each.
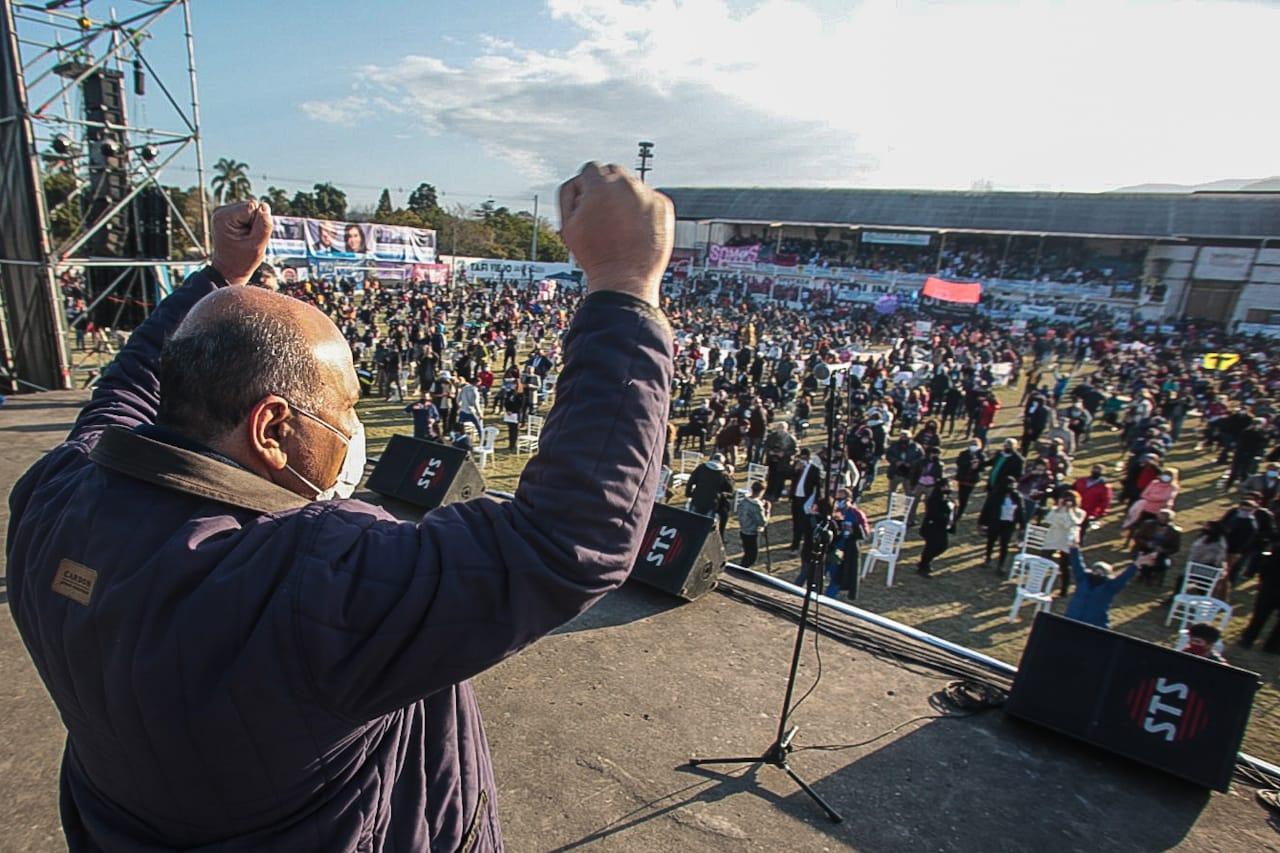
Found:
[140,144,159,162]
[100,139,123,158]
[51,133,75,155]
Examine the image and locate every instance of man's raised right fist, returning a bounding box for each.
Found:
[210,200,273,286]
[558,163,673,307]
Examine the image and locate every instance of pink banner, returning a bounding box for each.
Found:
[708,243,761,267]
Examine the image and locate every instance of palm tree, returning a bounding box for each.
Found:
[210,157,252,204]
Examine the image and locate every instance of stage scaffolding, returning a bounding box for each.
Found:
[0,0,209,392]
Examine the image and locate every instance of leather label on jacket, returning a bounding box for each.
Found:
[52,559,97,606]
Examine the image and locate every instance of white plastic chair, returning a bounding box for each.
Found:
[1167,561,1226,626]
[543,372,558,401]
[517,415,544,455]
[474,426,499,470]
[735,463,769,509]
[1009,523,1052,582]
[1008,555,1059,623]
[1173,598,1233,654]
[672,450,704,491]
[860,520,906,587]
[656,466,672,502]
[886,492,914,526]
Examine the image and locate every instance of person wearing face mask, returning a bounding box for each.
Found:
[1072,464,1113,544]
[1123,466,1180,535]
[986,438,1025,493]
[7,163,677,851]
[916,478,957,578]
[953,437,987,522]
[1239,462,1280,511]
[1218,494,1275,587]
[1042,490,1086,595]
[1063,549,1138,629]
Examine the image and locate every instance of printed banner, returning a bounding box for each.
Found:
[708,243,761,267]
[306,220,372,258]
[454,258,576,283]
[267,216,307,256]
[267,216,438,264]
[862,230,931,247]
[370,223,437,263]
[922,276,982,304]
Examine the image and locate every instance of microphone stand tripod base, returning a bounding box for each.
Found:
[686,526,844,824]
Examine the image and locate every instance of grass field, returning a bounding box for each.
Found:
[354,358,1279,760]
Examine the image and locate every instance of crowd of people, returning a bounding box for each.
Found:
[657,280,1280,657]
[259,262,1280,659]
[266,268,578,454]
[721,233,1146,288]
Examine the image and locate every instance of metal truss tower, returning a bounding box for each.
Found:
[0,0,209,392]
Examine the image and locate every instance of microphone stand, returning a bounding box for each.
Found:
[687,517,841,822]
[688,376,844,824]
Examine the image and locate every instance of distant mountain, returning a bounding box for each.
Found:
[1110,177,1280,193]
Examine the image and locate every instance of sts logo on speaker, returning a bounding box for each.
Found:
[1127,676,1209,743]
[641,525,683,569]
[412,456,446,493]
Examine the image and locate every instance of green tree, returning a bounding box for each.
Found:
[210,157,252,204]
[375,188,393,218]
[407,182,441,223]
[264,186,293,216]
[311,182,348,220]
[375,208,427,228]
[43,166,81,243]
[289,190,318,218]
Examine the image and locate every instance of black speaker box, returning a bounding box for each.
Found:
[366,435,485,510]
[630,502,726,601]
[1005,612,1259,791]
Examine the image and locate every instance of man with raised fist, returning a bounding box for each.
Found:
[7,163,674,851]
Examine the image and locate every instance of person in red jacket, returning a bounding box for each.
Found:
[973,392,1000,444]
[1073,463,1113,544]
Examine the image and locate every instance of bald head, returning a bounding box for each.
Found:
[158,287,357,444]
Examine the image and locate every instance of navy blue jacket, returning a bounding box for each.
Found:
[7,271,672,851]
[1063,549,1137,628]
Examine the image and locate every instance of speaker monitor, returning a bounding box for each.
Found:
[1005,612,1259,791]
[630,502,726,601]
[366,435,485,510]
[81,70,131,258]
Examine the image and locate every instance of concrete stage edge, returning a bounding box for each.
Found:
[1,391,1277,852]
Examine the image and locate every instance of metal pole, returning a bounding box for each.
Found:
[182,0,209,253]
[529,193,538,261]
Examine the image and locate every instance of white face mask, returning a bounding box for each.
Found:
[285,403,367,500]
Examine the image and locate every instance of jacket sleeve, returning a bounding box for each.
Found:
[1069,548,1087,584]
[293,292,673,721]
[68,269,222,446]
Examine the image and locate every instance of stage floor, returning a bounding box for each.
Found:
[1,391,1276,851]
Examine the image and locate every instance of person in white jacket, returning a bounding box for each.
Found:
[457,378,484,437]
[1042,490,1086,595]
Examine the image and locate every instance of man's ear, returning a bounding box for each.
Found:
[246,396,292,472]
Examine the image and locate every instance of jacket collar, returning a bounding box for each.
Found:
[90,425,310,514]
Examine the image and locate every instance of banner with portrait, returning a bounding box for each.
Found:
[305,220,372,258]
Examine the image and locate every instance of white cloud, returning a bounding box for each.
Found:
[303,0,1280,191]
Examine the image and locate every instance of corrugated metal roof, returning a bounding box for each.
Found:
[657,187,1280,239]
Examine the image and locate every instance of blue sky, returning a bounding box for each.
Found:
[68,0,1280,211]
